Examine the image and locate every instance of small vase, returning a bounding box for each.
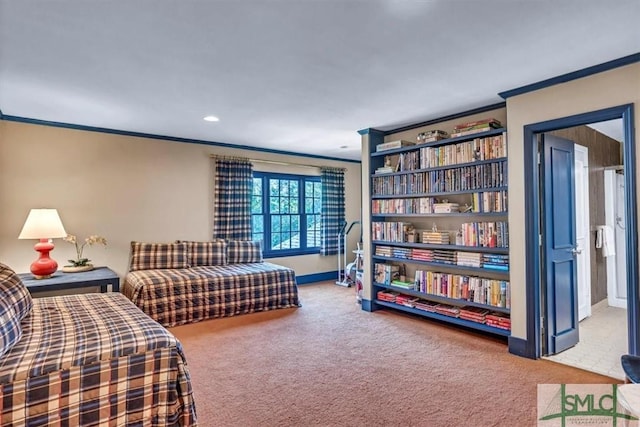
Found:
[62,264,94,273]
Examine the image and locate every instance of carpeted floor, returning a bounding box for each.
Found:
[170,282,618,427]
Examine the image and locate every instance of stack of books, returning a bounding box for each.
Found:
[414,299,439,312]
[375,246,392,257]
[457,252,482,268]
[486,312,511,331]
[459,306,490,324]
[482,254,509,271]
[395,294,419,307]
[376,140,415,152]
[450,118,503,138]
[417,129,449,144]
[433,203,459,213]
[375,165,394,174]
[392,247,412,259]
[432,250,456,265]
[422,231,450,244]
[435,304,460,318]
[391,279,415,289]
[411,248,433,262]
[377,290,399,303]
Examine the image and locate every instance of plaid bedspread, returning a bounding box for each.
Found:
[0,293,197,426]
[123,262,300,327]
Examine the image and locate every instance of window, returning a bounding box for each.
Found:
[252,172,322,257]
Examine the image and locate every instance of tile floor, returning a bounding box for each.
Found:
[544,299,628,380]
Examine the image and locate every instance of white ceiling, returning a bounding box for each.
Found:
[1,1,639,161]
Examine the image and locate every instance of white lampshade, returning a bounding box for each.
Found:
[18,209,67,239]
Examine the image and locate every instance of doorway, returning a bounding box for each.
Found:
[539,123,628,379]
[521,104,639,367]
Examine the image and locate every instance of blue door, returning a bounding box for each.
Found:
[542,134,579,354]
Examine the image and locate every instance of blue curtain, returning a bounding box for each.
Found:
[320,168,345,256]
[213,158,253,240]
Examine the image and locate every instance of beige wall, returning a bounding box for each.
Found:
[0,121,362,279]
[507,62,640,339]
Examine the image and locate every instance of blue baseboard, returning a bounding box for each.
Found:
[508,336,535,359]
[361,299,375,312]
[296,271,338,285]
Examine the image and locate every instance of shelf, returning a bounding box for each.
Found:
[372,157,507,177]
[371,255,510,278]
[371,212,508,219]
[373,282,510,314]
[374,300,511,337]
[372,241,509,254]
[372,128,506,158]
[372,186,508,199]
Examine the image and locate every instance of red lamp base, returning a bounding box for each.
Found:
[30,238,58,279]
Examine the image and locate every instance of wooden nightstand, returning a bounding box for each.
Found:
[18,266,120,295]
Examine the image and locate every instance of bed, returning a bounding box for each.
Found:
[123,261,300,328]
[0,279,197,426]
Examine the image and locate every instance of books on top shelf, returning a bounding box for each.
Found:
[417,129,449,144]
[376,139,416,152]
[450,118,503,138]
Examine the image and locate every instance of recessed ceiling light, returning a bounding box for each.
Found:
[203,115,219,122]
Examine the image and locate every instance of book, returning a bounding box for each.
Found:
[454,118,502,130]
[376,140,416,152]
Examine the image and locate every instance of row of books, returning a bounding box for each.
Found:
[372,222,414,243]
[372,162,507,196]
[413,270,510,308]
[456,221,509,248]
[371,197,437,215]
[376,290,511,330]
[419,135,506,168]
[450,118,503,138]
[471,190,508,213]
[371,191,507,215]
[455,253,509,271]
[375,245,510,270]
[375,246,413,258]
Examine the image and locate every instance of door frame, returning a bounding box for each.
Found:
[521,104,638,359]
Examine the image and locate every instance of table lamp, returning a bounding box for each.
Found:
[18,208,67,279]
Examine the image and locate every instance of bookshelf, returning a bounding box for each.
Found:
[368,125,511,336]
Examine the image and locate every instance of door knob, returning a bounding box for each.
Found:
[569,247,583,255]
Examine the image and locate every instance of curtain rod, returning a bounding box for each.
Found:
[209,154,346,171]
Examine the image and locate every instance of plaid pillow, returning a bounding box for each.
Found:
[129,242,189,271]
[0,262,33,321]
[0,303,21,357]
[226,240,263,264]
[177,240,227,266]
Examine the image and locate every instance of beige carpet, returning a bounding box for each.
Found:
[171,282,617,427]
